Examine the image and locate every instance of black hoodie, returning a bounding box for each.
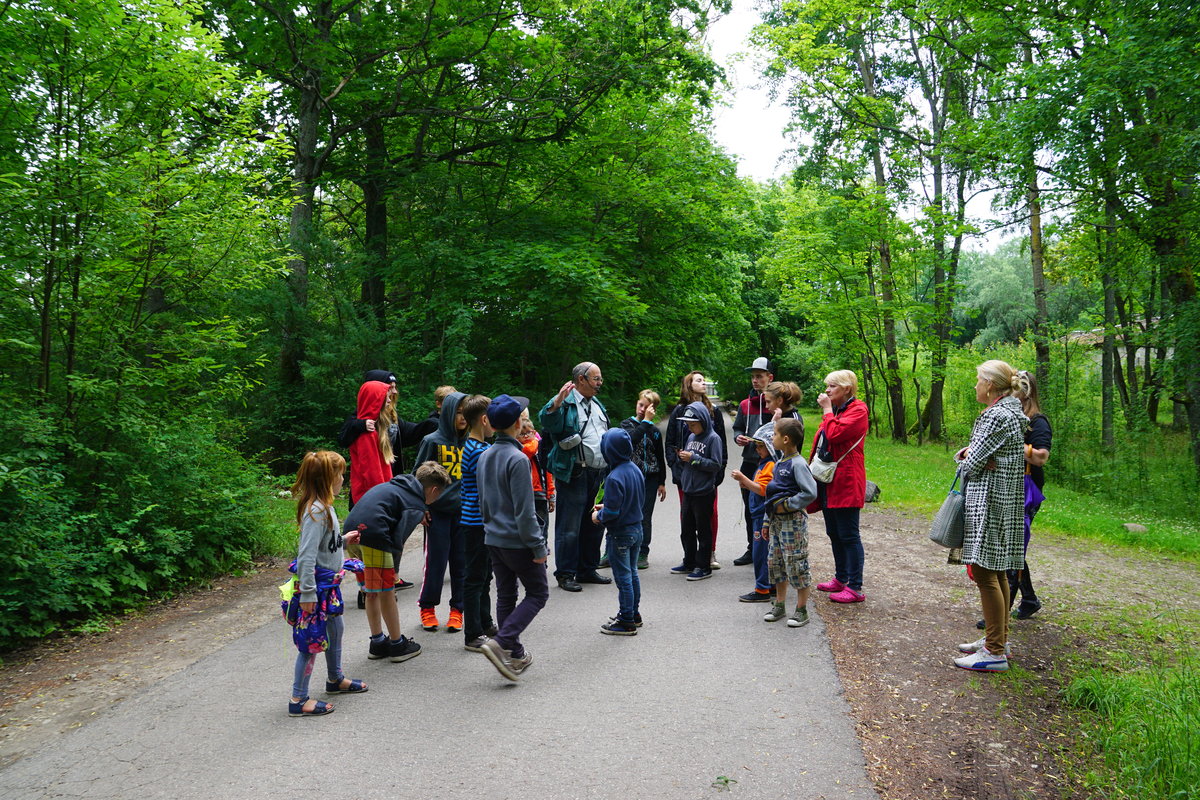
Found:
[343,474,430,554]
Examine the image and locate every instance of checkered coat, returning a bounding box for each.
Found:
[961,396,1028,572]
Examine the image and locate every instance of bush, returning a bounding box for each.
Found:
[0,402,271,648]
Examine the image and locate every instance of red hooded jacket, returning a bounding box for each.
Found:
[350,381,393,503]
[809,398,869,509]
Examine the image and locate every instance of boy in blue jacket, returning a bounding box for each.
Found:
[591,428,646,635]
[762,418,818,628]
[671,402,725,582]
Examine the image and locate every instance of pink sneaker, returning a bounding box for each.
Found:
[816,578,845,593]
[829,587,865,603]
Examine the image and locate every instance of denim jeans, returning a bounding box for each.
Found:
[553,466,605,578]
[488,545,550,659]
[751,515,770,591]
[739,457,758,547]
[607,528,643,622]
[822,507,864,591]
[419,508,465,610]
[291,614,343,700]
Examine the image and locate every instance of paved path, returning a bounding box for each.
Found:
[1,435,877,800]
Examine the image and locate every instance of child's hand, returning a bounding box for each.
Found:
[731,469,745,482]
[679,450,693,463]
[735,434,751,446]
[772,407,783,422]
[344,530,361,546]
[365,419,376,432]
[300,601,316,614]
[656,485,667,501]
[644,403,656,420]
[591,509,602,525]
[954,446,968,462]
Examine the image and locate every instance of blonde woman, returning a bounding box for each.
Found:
[810,370,869,603]
[953,360,1028,672]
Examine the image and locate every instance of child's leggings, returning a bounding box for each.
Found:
[291,614,344,700]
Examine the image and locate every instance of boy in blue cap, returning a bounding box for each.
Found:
[476,395,549,681]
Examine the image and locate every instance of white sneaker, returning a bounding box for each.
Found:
[958,636,1011,655]
[954,648,1009,672]
[710,559,721,570]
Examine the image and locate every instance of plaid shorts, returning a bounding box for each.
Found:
[767,512,811,590]
[360,545,396,593]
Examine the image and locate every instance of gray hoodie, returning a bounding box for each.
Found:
[679,401,724,496]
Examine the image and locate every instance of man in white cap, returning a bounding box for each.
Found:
[731,357,775,566]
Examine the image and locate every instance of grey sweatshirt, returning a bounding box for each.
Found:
[477,433,548,558]
[296,501,344,604]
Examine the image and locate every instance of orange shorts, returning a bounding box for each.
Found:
[361,545,396,593]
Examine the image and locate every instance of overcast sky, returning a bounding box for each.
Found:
[704,1,794,183]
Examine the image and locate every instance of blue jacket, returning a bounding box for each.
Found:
[679,402,724,496]
[596,429,645,535]
[764,452,818,516]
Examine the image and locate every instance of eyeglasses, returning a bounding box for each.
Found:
[587,374,604,383]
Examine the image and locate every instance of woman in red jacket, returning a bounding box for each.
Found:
[810,370,869,603]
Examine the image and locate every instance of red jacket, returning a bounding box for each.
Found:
[349,381,393,503]
[809,398,869,509]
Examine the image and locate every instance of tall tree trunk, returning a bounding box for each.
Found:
[359,118,388,328]
[855,42,906,441]
[1025,47,1050,389]
[1100,211,1116,451]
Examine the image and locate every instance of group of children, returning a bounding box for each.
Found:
[283,374,823,715]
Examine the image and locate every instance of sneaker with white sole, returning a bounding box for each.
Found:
[953,648,1009,672]
[787,607,810,628]
[958,636,1011,655]
[763,603,787,622]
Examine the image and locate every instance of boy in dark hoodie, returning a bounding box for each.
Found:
[476,395,549,682]
[671,402,725,582]
[343,462,451,662]
[413,391,468,632]
[591,428,646,635]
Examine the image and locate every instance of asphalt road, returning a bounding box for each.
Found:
[1,430,878,800]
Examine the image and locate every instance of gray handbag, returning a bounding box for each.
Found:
[928,469,966,548]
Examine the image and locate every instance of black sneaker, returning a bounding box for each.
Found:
[738,590,772,603]
[686,568,713,581]
[368,636,388,660]
[733,549,754,566]
[1014,601,1042,620]
[600,620,638,636]
[356,591,366,610]
[388,636,421,663]
[608,613,644,627]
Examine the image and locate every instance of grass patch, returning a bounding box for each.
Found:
[1064,644,1199,799]
[800,409,1200,560]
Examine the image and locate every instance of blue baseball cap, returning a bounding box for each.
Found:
[487,394,529,430]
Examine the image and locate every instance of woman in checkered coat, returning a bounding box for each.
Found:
[951,360,1029,672]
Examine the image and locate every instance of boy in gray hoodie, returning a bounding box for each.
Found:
[671,402,725,581]
[476,395,549,681]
